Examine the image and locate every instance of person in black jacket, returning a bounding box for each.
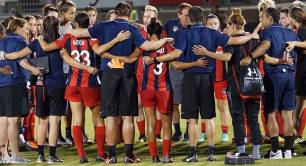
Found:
[192,8,262,160]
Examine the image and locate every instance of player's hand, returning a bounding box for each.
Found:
[240,56,252,66]
[251,33,259,40]
[162,37,174,44]
[107,58,124,69]
[192,45,207,56]
[115,31,131,42]
[286,41,295,52]
[278,57,294,65]
[0,51,6,60]
[32,67,43,76]
[195,57,209,67]
[142,56,154,65]
[86,66,99,74]
[0,66,13,75]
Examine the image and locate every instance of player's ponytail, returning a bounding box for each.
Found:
[42,4,58,16]
[289,7,306,28]
[228,8,246,30]
[43,16,60,43]
[147,17,163,39]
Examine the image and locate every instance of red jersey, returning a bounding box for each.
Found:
[141,43,174,91]
[215,46,225,81]
[55,34,100,87]
[136,26,147,81]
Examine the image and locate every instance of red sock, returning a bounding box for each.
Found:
[201,122,206,133]
[162,139,171,157]
[221,125,229,134]
[148,141,157,157]
[73,126,86,158]
[137,120,146,136]
[277,112,284,136]
[298,108,306,137]
[95,126,105,156]
[260,105,269,136]
[155,120,162,136]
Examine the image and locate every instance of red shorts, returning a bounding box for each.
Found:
[140,90,173,114]
[65,86,101,107]
[214,80,228,100]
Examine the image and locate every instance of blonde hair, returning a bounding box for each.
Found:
[145,5,158,17]
[258,0,276,11]
[228,8,246,30]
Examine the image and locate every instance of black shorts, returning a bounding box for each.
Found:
[0,84,28,117]
[101,69,138,117]
[35,86,65,117]
[181,73,216,119]
[263,72,295,113]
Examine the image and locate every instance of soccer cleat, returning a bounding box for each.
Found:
[183,132,189,142]
[269,150,283,159]
[37,155,47,163]
[48,156,63,163]
[182,154,198,162]
[152,156,160,163]
[171,132,182,141]
[7,155,30,164]
[83,134,93,144]
[65,138,74,145]
[263,136,271,144]
[162,156,173,163]
[300,139,306,146]
[294,137,303,144]
[79,157,88,164]
[96,153,108,162]
[106,156,117,164]
[57,136,70,146]
[198,133,206,142]
[207,154,217,161]
[124,154,141,163]
[283,150,292,159]
[221,133,229,142]
[156,135,162,142]
[138,135,147,143]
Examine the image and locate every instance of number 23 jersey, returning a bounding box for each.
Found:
[141,43,173,91]
[55,34,100,87]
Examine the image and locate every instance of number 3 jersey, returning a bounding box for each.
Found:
[55,33,100,87]
[141,43,174,92]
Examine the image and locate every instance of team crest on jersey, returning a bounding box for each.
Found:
[173,26,178,32]
[73,40,85,46]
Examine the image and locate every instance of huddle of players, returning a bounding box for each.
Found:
[0,0,305,164]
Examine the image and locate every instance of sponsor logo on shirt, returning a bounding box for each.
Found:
[73,40,85,46]
[173,26,178,32]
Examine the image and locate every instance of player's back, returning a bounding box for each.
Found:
[65,36,100,87]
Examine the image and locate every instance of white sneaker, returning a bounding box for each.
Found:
[7,155,30,163]
[283,150,292,159]
[1,155,11,163]
[269,150,283,159]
